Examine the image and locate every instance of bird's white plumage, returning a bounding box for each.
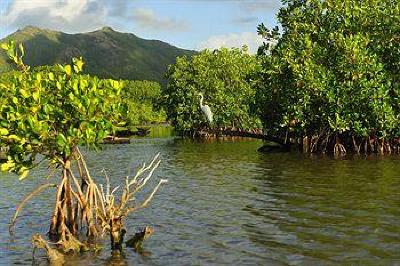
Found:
[198,93,213,123]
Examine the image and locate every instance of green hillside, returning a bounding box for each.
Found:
[0,26,196,84]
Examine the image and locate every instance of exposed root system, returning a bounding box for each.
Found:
[13,149,167,261]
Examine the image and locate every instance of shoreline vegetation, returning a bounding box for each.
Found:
[163,0,399,155]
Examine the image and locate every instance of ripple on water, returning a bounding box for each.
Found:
[0,138,400,265]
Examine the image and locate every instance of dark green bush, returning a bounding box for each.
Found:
[256,0,400,153]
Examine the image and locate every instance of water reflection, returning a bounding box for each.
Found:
[0,135,399,265]
[243,154,400,264]
[105,252,128,266]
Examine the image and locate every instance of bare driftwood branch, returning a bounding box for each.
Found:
[123,179,168,216]
[128,153,160,187]
[93,153,167,250]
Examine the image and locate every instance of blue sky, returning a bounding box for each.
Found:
[0,0,281,53]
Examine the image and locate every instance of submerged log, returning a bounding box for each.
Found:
[102,136,131,144]
[196,129,291,148]
[125,226,154,250]
[113,127,151,138]
[257,143,291,153]
[136,127,151,136]
[115,129,135,137]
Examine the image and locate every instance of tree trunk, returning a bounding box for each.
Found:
[49,159,77,239]
[110,217,125,251]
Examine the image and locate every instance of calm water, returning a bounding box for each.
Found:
[1,133,400,265]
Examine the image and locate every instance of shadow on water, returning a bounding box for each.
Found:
[1,131,400,265]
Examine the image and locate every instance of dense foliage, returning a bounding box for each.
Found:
[257,0,400,153]
[0,40,124,178]
[164,47,262,133]
[121,80,166,127]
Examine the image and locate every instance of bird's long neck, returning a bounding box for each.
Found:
[199,94,204,107]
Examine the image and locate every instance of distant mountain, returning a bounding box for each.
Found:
[0,26,196,84]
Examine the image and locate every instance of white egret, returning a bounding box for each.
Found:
[198,92,213,123]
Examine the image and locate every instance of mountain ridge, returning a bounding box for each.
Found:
[0,26,196,84]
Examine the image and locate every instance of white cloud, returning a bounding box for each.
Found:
[197,32,264,54]
[1,0,107,33]
[132,8,189,32]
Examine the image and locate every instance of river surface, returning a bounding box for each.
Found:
[1,132,400,265]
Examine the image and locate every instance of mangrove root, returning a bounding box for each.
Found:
[9,183,57,233]
[22,151,167,256]
[32,234,65,265]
